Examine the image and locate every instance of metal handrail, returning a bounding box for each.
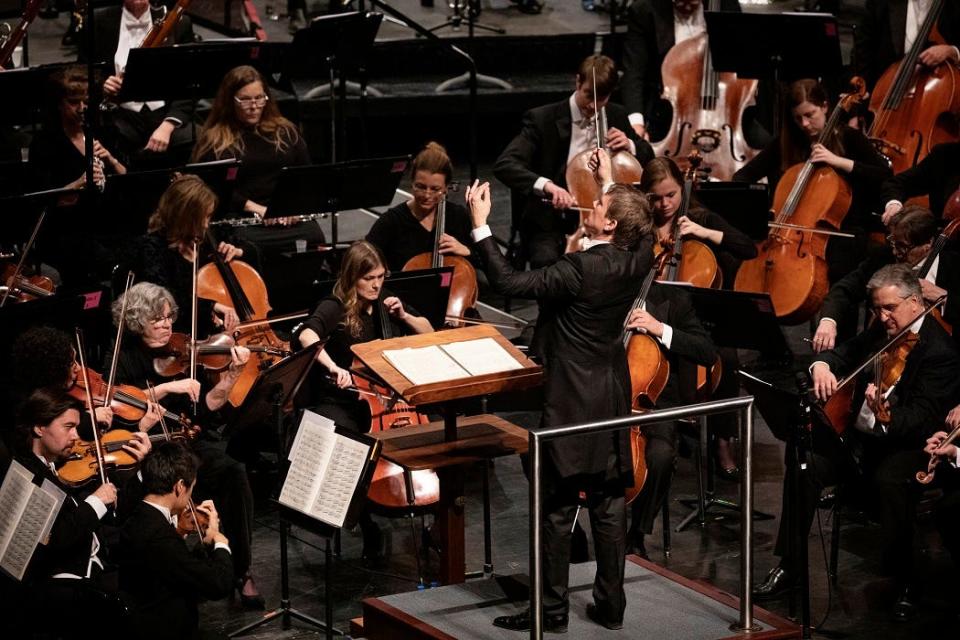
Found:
[528,395,757,639]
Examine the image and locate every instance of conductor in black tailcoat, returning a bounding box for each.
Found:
[494,54,653,271]
[468,150,655,632]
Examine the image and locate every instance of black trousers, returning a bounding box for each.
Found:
[774,427,929,583]
[541,452,627,622]
[104,106,195,170]
[629,421,677,539]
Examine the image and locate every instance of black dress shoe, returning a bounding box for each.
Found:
[493,609,568,633]
[891,586,917,623]
[586,603,623,630]
[236,577,266,610]
[752,566,795,600]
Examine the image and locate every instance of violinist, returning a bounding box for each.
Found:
[192,65,324,274]
[755,264,960,623]
[494,53,653,270]
[293,240,432,560]
[620,0,743,141]
[622,283,716,559]
[642,156,755,477]
[118,441,235,640]
[733,79,891,282]
[12,388,150,637]
[366,141,475,273]
[126,174,241,336]
[924,414,960,576]
[880,141,960,224]
[854,0,960,90]
[470,150,654,632]
[109,282,264,608]
[812,207,960,351]
[78,0,196,167]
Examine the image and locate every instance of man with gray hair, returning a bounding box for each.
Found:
[755,263,960,622]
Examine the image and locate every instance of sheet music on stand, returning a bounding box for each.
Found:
[278,410,380,530]
[0,460,66,581]
[381,337,523,386]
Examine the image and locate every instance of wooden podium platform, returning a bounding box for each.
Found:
[354,556,800,640]
[352,325,542,584]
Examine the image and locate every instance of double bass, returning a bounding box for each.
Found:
[402,196,478,328]
[651,0,760,181]
[867,0,960,176]
[734,80,868,324]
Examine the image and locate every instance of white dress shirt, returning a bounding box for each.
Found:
[116,7,166,114]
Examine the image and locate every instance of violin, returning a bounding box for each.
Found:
[68,365,194,428]
[651,0,760,181]
[566,67,644,213]
[152,332,288,378]
[1,262,55,303]
[197,229,291,406]
[818,299,944,435]
[866,0,960,178]
[734,79,869,324]
[916,422,960,485]
[358,295,439,512]
[402,197,479,327]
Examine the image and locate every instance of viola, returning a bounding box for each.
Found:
[402,197,478,327]
[734,79,868,324]
[866,0,960,178]
[57,425,198,487]
[68,365,193,428]
[651,0,760,181]
[198,229,291,406]
[175,503,211,538]
[152,332,288,378]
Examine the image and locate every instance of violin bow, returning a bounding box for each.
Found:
[189,240,199,417]
[0,208,47,308]
[74,330,111,495]
[592,65,602,151]
[104,271,135,414]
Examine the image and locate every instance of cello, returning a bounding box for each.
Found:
[866,0,960,176]
[622,257,671,505]
[566,68,644,212]
[402,196,479,328]
[651,0,760,181]
[734,80,868,324]
[197,229,289,406]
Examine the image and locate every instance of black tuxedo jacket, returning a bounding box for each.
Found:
[493,99,653,236]
[645,283,717,410]
[17,453,104,582]
[119,501,234,639]
[78,5,195,124]
[880,142,960,221]
[819,316,960,445]
[475,235,654,480]
[855,0,960,88]
[621,0,742,125]
[821,246,960,332]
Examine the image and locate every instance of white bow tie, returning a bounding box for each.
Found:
[123,12,152,31]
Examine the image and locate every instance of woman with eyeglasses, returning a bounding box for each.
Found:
[192,65,324,281]
[366,142,476,273]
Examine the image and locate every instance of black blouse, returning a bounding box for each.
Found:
[366,200,476,273]
[195,128,310,212]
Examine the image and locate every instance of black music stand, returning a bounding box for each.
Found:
[694,182,771,241]
[101,160,241,235]
[705,11,842,132]
[0,62,108,126]
[264,155,410,248]
[225,343,341,638]
[289,11,382,161]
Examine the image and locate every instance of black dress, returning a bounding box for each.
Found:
[732,127,892,282]
[292,294,421,433]
[366,200,476,273]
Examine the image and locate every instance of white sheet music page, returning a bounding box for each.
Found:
[382,345,471,385]
[0,461,65,581]
[279,410,337,516]
[308,436,370,528]
[440,338,523,376]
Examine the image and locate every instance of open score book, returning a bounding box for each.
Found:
[381,337,523,386]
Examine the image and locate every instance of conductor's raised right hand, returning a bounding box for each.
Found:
[587,148,613,187]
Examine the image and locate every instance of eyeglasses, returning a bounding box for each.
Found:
[872,295,913,317]
[885,235,915,254]
[234,95,269,108]
[150,313,177,326]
